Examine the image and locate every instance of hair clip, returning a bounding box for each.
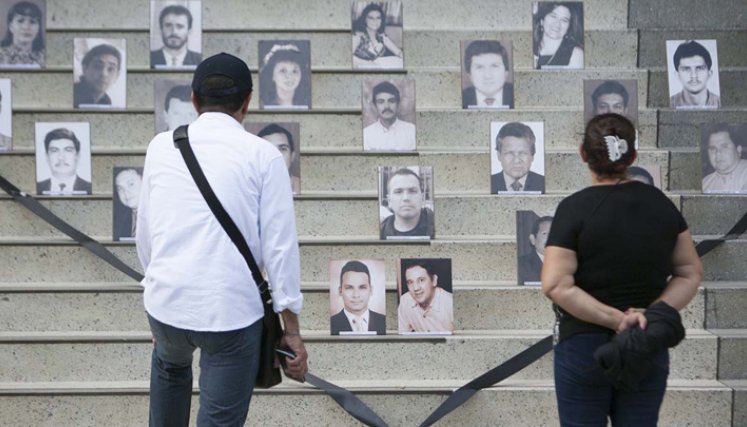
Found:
[262,44,301,67]
[604,135,628,162]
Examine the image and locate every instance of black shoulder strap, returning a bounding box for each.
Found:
[172,125,271,303]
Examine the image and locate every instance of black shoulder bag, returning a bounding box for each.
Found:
[173,125,283,389]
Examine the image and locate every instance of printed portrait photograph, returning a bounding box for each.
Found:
[516,210,554,286]
[583,79,638,125]
[112,166,144,241]
[258,39,311,110]
[150,0,202,69]
[245,121,301,194]
[154,78,197,133]
[626,164,660,188]
[362,77,416,151]
[666,39,720,110]
[490,121,545,194]
[0,0,46,68]
[351,0,404,70]
[34,121,92,195]
[460,40,514,109]
[73,38,127,109]
[397,258,454,335]
[378,165,434,240]
[329,259,387,336]
[532,1,584,70]
[699,123,747,194]
[0,78,12,150]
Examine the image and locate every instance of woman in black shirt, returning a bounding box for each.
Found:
[542,114,702,426]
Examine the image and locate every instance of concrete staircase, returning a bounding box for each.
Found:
[0,0,745,425]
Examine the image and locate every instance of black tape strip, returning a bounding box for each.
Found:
[696,211,747,257]
[305,373,390,427]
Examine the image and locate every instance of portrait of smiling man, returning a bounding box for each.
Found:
[150,2,202,68]
[73,38,126,108]
[397,258,454,334]
[490,121,545,194]
[667,39,721,109]
[461,40,514,109]
[362,78,416,151]
[379,166,435,240]
[35,122,91,195]
[329,259,386,335]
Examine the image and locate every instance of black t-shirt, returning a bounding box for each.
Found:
[546,181,688,341]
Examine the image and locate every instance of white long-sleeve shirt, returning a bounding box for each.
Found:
[136,112,303,331]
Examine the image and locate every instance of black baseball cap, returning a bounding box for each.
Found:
[191,52,253,97]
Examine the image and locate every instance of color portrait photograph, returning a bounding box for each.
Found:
[397,258,454,334]
[329,259,387,335]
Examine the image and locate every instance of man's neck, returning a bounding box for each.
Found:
[393,212,420,232]
[162,45,187,57]
[379,117,397,129]
[681,88,710,105]
[716,160,742,176]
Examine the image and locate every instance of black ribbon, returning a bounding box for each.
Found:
[2,172,744,427]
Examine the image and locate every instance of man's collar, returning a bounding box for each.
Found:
[196,111,245,129]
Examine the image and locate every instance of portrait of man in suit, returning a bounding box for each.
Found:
[35,125,91,195]
[491,121,545,194]
[330,260,386,335]
[461,40,514,109]
[150,2,202,68]
[517,213,553,285]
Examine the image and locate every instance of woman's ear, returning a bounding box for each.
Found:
[579,144,588,163]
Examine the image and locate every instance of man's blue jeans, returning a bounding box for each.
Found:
[147,314,263,427]
[554,332,669,427]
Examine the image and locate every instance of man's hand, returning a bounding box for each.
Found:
[278,333,308,382]
[616,308,647,333]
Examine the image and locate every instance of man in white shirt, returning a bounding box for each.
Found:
[363,81,416,151]
[397,260,454,334]
[136,52,308,426]
[702,124,747,194]
[150,4,202,68]
[330,260,386,335]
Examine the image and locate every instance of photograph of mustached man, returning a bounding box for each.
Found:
[150,1,202,69]
[35,121,92,195]
[329,259,387,335]
[666,39,721,110]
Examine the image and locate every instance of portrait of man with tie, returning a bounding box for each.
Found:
[112,166,144,241]
[330,259,386,335]
[35,122,92,195]
[490,121,546,194]
[460,40,514,109]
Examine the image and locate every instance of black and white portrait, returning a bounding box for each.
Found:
[490,121,545,194]
[626,164,660,188]
[73,38,126,109]
[150,1,202,69]
[0,78,11,150]
[154,79,197,133]
[397,258,454,334]
[699,123,747,194]
[351,1,404,69]
[35,122,91,195]
[516,211,554,286]
[362,77,416,151]
[258,40,311,110]
[460,40,514,109]
[0,0,45,68]
[329,259,386,335]
[245,122,301,194]
[378,166,434,240]
[666,39,720,110]
[113,166,143,241]
[584,79,638,125]
[532,1,584,70]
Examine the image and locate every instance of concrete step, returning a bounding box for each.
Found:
[6,108,661,151]
[723,379,747,427]
[657,109,747,149]
[3,69,649,110]
[49,0,630,31]
[0,284,707,332]
[680,195,747,237]
[0,379,733,426]
[638,30,747,68]
[0,237,744,283]
[0,193,685,239]
[0,330,719,383]
[648,69,747,109]
[42,29,639,70]
[629,0,747,30]
[710,329,747,381]
[0,150,672,195]
[705,282,747,329]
